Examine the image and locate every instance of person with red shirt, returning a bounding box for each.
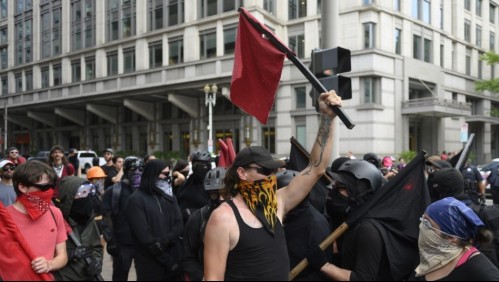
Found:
[47,145,75,204]
[6,146,26,165]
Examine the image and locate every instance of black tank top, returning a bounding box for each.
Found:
[224,200,290,281]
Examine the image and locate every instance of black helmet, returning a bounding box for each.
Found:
[431,168,464,199]
[123,156,144,174]
[363,152,380,168]
[204,167,227,191]
[276,170,299,189]
[191,150,212,163]
[336,159,383,191]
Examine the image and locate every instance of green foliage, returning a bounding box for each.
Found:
[490,107,499,118]
[476,51,499,93]
[399,150,417,162]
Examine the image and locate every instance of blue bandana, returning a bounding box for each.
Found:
[426,197,484,240]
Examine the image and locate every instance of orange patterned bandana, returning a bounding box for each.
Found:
[237,175,278,235]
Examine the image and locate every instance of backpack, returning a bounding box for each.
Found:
[475,204,499,268]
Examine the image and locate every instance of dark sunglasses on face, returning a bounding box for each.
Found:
[245,166,276,176]
[30,182,56,191]
[2,166,15,172]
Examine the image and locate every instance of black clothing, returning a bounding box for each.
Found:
[224,200,289,281]
[182,205,211,281]
[101,165,118,190]
[408,253,499,281]
[176,177,210,222]
[111,244,136,281]
[340,219,394,281]
[68,155,79,176]
[461,165,483,203]
[284,200,331,281]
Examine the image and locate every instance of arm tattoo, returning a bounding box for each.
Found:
[303,114,332,175]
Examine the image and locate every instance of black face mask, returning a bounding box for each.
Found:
[326,189,350,218]
[69,197,94,224]
[191,162,210,181]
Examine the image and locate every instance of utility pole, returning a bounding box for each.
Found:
[322,0,340,159]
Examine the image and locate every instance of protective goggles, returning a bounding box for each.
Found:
[75,182,96,199]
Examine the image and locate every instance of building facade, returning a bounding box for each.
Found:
[1,0,498,164]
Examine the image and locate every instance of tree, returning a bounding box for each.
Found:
[476,51,499,93]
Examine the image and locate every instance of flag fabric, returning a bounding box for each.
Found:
[288,137,331,213]
[346,150,430,280]
[217,139,229,167]
[230,8,295,125]
[449,149,462,168]
[0,202,53,281]
[225,137,236,165]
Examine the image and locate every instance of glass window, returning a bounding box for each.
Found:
[440,44,444,67]
[0,27,7,45]
[200,30,216,59]
[53,64,61,86]
[296,124,306,147]
[40,2,61,58]
[71,0,96,51]
[107,0,136,42]
[15,73,22,93]
[476,25,481,47]
[363,0,373,5]
[295,86,306,109]
[465,48,471,76]
[85,56,95,80]
[476,0,482,17]
[289,34,304,58]
[288,0,306,20]
[464,20,471,42]
[424,38,432,63]
[169,38,183,65]
[1,76,7,95]
[264,0,275,15]
[412,0,431,24]
[72,59,81,82]
[478,52,483,79]
[123,47,135,73]
[491,32,495,52]
[363,22,375,49]
[107,51,118,76]
[413,35,421,59]
[262,125,275,154]
[490,4,496,24]
[149,41,162,68]
[25,71,32,91]
[362,77,380,104]
[224,26,236,55]
[15,15,32,65]
[0,47,6,69]
[394,28,401,54]
[464,0,470,11]
[0,0,7,20]
[41,66,49,88]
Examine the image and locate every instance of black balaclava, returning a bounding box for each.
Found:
[69,197,94,224]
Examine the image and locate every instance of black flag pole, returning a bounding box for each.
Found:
[238,8,355,129]
[455,133,475,170]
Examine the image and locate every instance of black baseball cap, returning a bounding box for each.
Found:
[431,167,464,197]
[103,148,114,154]
[232,146,285,169]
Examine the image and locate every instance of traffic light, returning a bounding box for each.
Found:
[309,47,352,111]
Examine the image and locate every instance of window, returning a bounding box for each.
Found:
[288,0,306,20]
[439,1,443,29]
[200,29,216,59]
[424,38,432,63]
[149,0,184,30]
[412,0,431,24]
[0,47,6,69]
[465,48,471,76]
[362,77,380,104]
[123,47,135,73]
[15,73,22,92]
[200,0,241,18]
[14,16,32,65]
[149,41,162,68]
[40,1,61,58]
[363,22,376,49]
[363,0,373,5]
[25,71,32,91]
[394,0,401,11]
[491,32,495,52]
[464,0,470,11]
[1,76,7,95]
[71,0,96,51]
[440,44,444,67]
[464,20,471,42]
[476,0,482,17]
[0,0,7,20]
[72,59,81,82]
[295,86,306,109]
[264,0,275,14]
[0,27,6,45]
[107,51,118,75]
[413,35,431,62]
[295,123,306,147]
[491,4,496,24]
[224,26,236,55]
[53,64,61,86]
[476,25,481,47]
[168,37,183,65]
[106,0,136,42]
[262,125,275,154]
[41,66,49,88]
[478,52,483,79]
[85,56,95,80]
[394,28,401,54]
[288,34,304,58]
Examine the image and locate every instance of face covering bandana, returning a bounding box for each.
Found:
[128,171,142,189]
[237,175,278,235]
[415,222,464,277]
[155,179,173,198]
[18,189,54,221]
[69,197,94,224]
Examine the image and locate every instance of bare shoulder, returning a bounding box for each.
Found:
[208,202,236,226]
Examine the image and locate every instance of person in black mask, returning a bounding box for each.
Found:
[54,176,103,281]
[126,159,184,281]
[176,150,212,223]
[308,159,398,281]
[182,166,226,281]
[101,155,144,281]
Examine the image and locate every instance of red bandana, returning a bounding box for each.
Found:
[17,189,54,220]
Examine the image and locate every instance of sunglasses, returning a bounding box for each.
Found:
[75,183,96,199]
[2,166,15,172]
[30,182,56,191]
[244,166,276,176]
[420,216,466,240]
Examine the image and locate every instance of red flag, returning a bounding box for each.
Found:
[217,139,229,167]
[230,8,295,124]
[0,202,53,281]
[225,137,236,165]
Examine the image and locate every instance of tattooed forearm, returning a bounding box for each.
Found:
[303,114,332,175]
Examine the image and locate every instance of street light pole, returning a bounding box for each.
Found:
[204,83,217,154]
